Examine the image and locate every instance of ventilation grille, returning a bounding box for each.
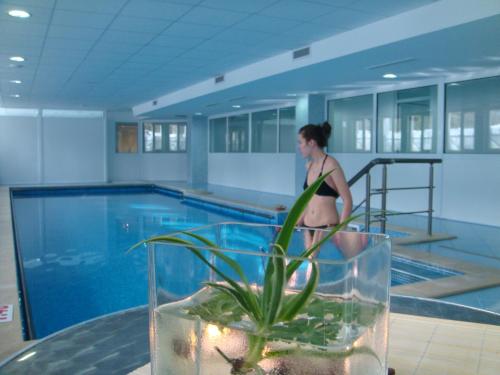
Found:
[215,75,225,83]
[293,47,310,59]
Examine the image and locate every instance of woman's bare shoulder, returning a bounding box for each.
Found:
[325,155,341,170]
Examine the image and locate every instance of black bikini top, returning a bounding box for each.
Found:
[303,155,339,198]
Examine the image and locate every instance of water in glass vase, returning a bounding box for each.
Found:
[152,287,388,375]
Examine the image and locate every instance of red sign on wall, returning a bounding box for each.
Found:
[0,305,13,323]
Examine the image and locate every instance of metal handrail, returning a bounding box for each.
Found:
[348,158,442,186]
[348,158,442,235]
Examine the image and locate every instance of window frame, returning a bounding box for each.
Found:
[444,76,500,154]
[278,106,296,153]
[208,105,296,154]
[209,117,229,153]
[228,113,250,153]
[250,109,278,153]
[115,122,138,154]
[376,85,438,154]
[143,121,187,153]
[327,94,373,154]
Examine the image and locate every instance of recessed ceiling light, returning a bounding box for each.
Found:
[8,9,31,18]
[9,80,22,84]
[383,73,397,79]
[449,82,461,86]
[11,94,21,98]
[9,56,25,62]
[194,112,203,116]
[232,105,241,109]
[286,93,297,97]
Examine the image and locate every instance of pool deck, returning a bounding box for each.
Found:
[389,312,500,375]
[0,187,30,360]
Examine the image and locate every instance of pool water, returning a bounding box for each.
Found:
[12,189,265,339]
[11,187,461,339]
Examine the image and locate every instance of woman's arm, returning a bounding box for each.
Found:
[327,159,353,223]
[297,161,311,226]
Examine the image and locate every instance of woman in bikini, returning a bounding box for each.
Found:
[297,122,353,248]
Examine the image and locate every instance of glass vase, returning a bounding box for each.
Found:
[148,223,391,375]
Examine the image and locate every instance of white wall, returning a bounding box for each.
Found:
[42,116,106,183]
[0,115,39,185]
[0,108,189,185]
[110,153,188,182]
[208,153,295,196]
[107,110,188,182]
[440,155,500,225]
[0,111,107,185]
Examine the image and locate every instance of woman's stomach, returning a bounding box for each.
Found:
[304,196,339,227]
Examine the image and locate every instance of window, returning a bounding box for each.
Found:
[377,86,437,153]
[228,114,249,153]
[445,76,500,153]
[209,117,227,152]
[144,123,154,152]
[328,95,372,153]
[179,124,187,151]
[490,110,500,150]
[251,109,277,153]
[446,111,475,152]
[143,122,187,152]
[116,123,138,153]
[279,106,296,153]
[209,106,295,153]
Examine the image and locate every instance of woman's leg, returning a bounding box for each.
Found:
[303,227,313,249]
[289,229,314,287]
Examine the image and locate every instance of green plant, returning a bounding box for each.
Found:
[130,172,364,374]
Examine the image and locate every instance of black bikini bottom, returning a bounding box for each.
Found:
[303,223,339,237]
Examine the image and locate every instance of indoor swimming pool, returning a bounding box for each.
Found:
[11,186,461,339]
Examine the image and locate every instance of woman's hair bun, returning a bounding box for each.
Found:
[321,121,332,139]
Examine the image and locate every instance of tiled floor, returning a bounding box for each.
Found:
[389,313,500,375]
[0,187,29,361]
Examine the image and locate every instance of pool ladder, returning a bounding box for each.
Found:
[348,158,442,236]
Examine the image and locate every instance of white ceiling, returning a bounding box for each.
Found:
[0,0,439,109]
[133,11,500,118]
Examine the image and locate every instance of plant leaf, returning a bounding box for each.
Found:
[261,172,332,326]
[182,232,250,286]
[183,231,263,320]
[132,234,261,322]
[274,171,332,255]
[286,213,364,281]
[263,243,286,326]
[279,261,319,321]
[203,282,254,317]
